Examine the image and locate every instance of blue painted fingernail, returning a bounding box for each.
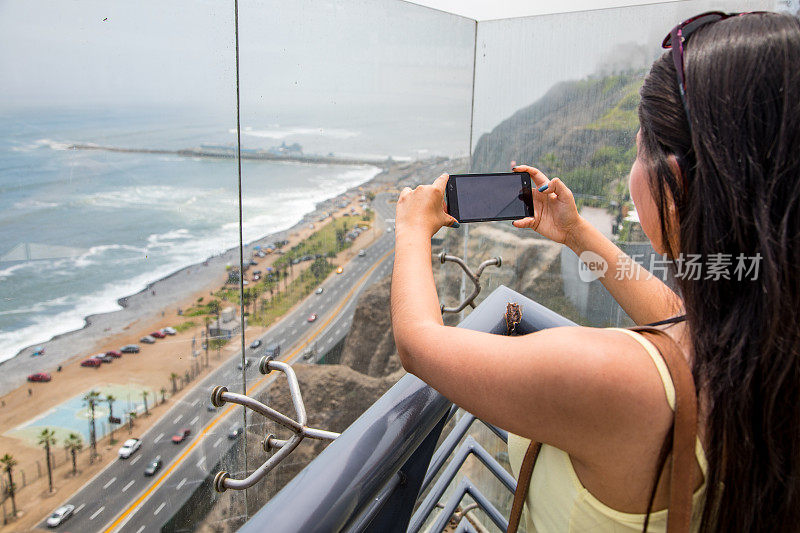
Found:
[451,222,460,228]
[537,184,549,193]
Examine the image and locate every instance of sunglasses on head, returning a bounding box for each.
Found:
[662,11,767,123]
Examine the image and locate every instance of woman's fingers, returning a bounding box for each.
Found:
[512,217,536,229]
[538,177,575,204]
[432,173,449,193]
[513,165,549,188]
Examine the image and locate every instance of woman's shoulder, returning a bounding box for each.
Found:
[521,325,677,461]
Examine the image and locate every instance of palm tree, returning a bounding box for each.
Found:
[63,433,83,476]
[160,387,167,404]
[82,391,100,458]
[0,454,17,518]
[106,394,116,441]
[141,390,149,415]
[170,372,179,395]
[127,411,137,432]
[37,429,57,492]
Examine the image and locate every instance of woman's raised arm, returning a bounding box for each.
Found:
[512,165,682,325]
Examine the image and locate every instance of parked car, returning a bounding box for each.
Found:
[307,313,318,323]
[121,344,140,353]
[140,335,156,344]
[249,339,262,350]
[228,426,241,439]
[150,331,166,339]
[144,456,162,477]
[172,428,191,444]
[237,359,252,370]
[81,358,102,368]
[92,353,113,363]
[161,327,177,335]
[118,438,141,458]
[315,287,324,295]
[358,249,366,257]
[27,372,51,382]
[105,350,122,358]
[46,504,74,528]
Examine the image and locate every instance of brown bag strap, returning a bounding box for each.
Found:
[506,440,541,533]
[629,326,698,533]
[506,326,697,533]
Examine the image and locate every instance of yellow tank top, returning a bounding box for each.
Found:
[507,328,709,532]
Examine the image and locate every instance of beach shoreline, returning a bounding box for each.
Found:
[0,162,399,397]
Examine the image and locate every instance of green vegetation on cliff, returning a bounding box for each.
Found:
[471,71,644,207]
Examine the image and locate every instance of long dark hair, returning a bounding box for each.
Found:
[637,12,800,532]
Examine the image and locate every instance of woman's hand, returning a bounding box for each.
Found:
[512,165,584,246]
[395,174,458,238]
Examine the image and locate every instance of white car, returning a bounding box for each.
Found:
[118,438,141,459]
[161,327,177,335]
[46,504,74,527]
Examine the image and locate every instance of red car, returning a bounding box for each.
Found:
[150,331,166,339]
[172,428,191,444]
[307,314,318,323]
[27,373,51,382]
[81,358,102,368]
[105,350,122,358]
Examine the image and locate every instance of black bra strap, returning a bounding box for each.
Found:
[645,314,687,327]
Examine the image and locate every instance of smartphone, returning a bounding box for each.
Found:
[445,172,534,223]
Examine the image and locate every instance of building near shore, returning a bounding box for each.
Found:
[209,307,243,339]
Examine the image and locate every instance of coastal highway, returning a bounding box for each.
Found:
[38,194,398,532]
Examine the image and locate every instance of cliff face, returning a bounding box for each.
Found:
[339,274,402,377]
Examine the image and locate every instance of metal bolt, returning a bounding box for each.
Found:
[211,385,228,408]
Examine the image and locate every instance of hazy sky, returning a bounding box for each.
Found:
[0,0,786,135]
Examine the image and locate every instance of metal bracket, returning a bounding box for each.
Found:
[210,356,340,492]
[438,252,502,314]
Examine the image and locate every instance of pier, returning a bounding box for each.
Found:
[67,143,394,167]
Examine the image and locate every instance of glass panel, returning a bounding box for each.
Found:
[466,0,772,328]
[189,0,476,526]
[0,1,243,531]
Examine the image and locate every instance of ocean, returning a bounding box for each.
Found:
[0,104,470,362]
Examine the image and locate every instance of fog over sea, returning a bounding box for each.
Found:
[0,104,468,363]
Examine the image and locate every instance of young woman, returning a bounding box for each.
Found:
[391,11,800,532]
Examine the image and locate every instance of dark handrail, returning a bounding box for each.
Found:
[239,285,577,533]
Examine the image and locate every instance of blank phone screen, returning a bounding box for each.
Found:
[456,175,528,220]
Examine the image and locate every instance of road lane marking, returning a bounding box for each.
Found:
[213,437,223,448]
[103,477,116,489]
[122,480,135,493]
[191,399,199,407]
[173,414,182,424]
[130,455,141,466]
[90,506,105,520]
[153,502,166,516]
[196,456,206,468]
[189,415,199,425]
[153,432,164,444]
[277,338,286,346]
[75,503,85,514]
[104,247,394,533]
[176,478,186,490]
[135,527,145,533]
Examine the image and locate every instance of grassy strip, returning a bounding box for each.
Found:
[273,215,370,270]
[173,320,197,333]
[250,258,334,327]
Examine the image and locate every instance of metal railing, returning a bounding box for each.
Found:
[238,285,577,532]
